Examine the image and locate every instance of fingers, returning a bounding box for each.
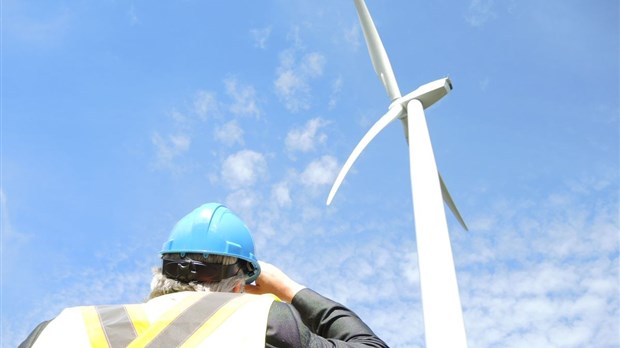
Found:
[243,261,306,303]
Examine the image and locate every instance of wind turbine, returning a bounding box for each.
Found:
[326,1,469,347]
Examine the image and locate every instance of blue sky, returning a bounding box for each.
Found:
[1,0,618,347]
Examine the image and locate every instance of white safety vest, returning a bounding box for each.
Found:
[31,291,276,348]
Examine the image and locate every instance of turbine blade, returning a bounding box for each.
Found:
[407,99,468,348]
[354,0,401,101]
[439,174,469,231]
[326,105,405,205]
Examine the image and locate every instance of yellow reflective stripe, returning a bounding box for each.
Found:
[179,295,259,348]
[126,292,204,348]
[124,304,149,336]
[81,306,109,348]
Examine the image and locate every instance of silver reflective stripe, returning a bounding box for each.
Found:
[145,292,239,348]
[96,305,138,347]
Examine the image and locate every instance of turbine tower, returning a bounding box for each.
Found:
[326,1,469,347]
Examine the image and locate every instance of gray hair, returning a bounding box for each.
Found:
[148,253,245,300]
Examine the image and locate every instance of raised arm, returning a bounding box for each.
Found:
[246,261,389,348]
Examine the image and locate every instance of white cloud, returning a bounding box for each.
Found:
[150,90,220,173]
[170,110,189,126]
[301,52,325,78]
[285,118,329,154]
[221,150,268,189]
[225,189,262,217]
[275,52,308,112]
[567,169,616,194]
[453,180,620,348]
[271,181,292,208]
[344,22,361,50]
[0,190,31,265]
[462,258,618,347]
[299,155,339,188]
[328,76,343,109]
[274,48,326,113]
[465,0,497,27]
[225,78,260,117]
[193,90,219,119]
[151,132,191,169]
[250,26,271,49]
[214,120,244,147]
[286,26,303,49]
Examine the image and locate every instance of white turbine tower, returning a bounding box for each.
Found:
[326,1,469,347]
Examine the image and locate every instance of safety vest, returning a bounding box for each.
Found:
[31,291,276,348]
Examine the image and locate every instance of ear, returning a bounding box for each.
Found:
[232,283,242,293]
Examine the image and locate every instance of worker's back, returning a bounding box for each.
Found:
[23,291,275,348]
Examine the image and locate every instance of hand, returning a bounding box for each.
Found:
[244,261,306,303]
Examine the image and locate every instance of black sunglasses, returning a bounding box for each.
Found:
[162,257,246,283]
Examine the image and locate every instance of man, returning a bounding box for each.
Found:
[20,203,389,347]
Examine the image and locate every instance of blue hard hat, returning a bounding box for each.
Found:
[161,203,260,283]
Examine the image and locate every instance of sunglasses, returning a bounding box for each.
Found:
[162,257,245,283]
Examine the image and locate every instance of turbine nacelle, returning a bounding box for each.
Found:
[390,77,452,115]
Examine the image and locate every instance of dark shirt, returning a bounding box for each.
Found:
[267,288,389,347]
